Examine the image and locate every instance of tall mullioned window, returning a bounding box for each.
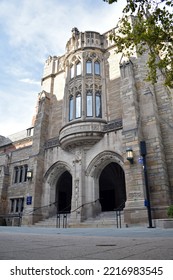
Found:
[86,91,93,117]
[75,93,81,118]
[10,197,24,213]
[86,60,92,74]
[94,61,100,75]
[76,62,81,76]
[70,65,74,79]
[68,58,102,121]
[95,91,102,118]
[69,95,74,121]
[14,165,28,184]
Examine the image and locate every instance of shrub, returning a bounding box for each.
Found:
[167,205,173,218]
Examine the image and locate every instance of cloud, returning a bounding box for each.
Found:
[0,0,126,136]
[19,78,40,85]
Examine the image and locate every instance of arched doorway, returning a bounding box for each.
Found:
[99,162,126,211]
[56,171,72,213]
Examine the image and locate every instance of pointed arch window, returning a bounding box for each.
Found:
[75,92,81,118]
[69,95,74,121]
[95,91,102,118]
[86,60,92,74]
[76,61,81,76]
[86,90,93,117]
[94,61,100,75]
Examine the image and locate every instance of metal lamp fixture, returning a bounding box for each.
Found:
[126,148,134,164]
[26,170,33,180]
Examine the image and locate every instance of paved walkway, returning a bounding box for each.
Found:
[0,226,173,259]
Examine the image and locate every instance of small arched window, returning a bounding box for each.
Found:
[94,61,100,75]
[76,62,81,76]
[86,60,92,74]
[95,91,102,118]
[86,90,93,117]
[75,92,81,118]
[69,95,74,121]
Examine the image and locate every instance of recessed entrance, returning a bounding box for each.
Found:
[99,162,126,211]
[56,171,72,213]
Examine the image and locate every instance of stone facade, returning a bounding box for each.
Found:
[0,27,173,227]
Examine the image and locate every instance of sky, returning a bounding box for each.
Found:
[0,0,126,137]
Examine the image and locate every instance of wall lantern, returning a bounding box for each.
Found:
[126,148,134,164]
[26,170,33,180]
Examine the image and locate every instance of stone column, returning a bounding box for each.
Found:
[120,60,148,224]
[26,91,51,224]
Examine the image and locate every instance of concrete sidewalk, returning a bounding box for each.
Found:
[0,226,173,259]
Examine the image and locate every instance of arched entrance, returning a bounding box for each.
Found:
[56,171,72,213]
[99,162,126,211]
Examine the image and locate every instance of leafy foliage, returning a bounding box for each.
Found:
[167,205,173,218]
[103,0,173,88]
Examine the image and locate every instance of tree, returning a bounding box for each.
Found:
[103,0,173,88]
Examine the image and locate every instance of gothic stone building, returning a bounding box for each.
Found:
[0,27,173,227]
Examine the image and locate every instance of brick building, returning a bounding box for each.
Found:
[0,26,173,227]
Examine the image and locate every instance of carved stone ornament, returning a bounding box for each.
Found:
[44,161,72,186]
[38,90,50,101]
[128,191,143,200]
[86,151,124,177]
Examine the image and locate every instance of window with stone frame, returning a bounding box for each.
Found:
[86,90,93,117]
[86,60,92,74]
[94,61,100,75]
[69,95,74,121]
[95,91,102,118]
[70,64,74,79]
[10,197,24,213]
[13,165,28,184]
[76,61,81,76]
[75,92,82,118]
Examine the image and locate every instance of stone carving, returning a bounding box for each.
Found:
[38,90,50,101]
[128,191,143,200]
[44,137,60,149]
[45,161,72,185]
[86,151,124,177]
[102,119,122,132]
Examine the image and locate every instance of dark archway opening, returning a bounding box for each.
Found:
[56,171,72,213]
[99,162,126,211]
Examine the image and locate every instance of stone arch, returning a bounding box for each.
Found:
[86,150,124,178]
[99,162,126,211]
[86,151,126,213]
[56,170,72,213]
[44,161,72,186]
[43,161,73,216]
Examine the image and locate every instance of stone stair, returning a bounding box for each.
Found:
[72,211,124,228]
[33,211,124,228]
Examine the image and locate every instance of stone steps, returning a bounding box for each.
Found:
[33,211,124,228]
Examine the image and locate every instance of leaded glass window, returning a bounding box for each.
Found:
[69,95,74,121]
[75,93,81,118]
[95,92,102,118]
[86,60,92,74]
[94,61,100,75]
[76,62,81,76]
[70,65,74,79]
[86,91,93,117]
